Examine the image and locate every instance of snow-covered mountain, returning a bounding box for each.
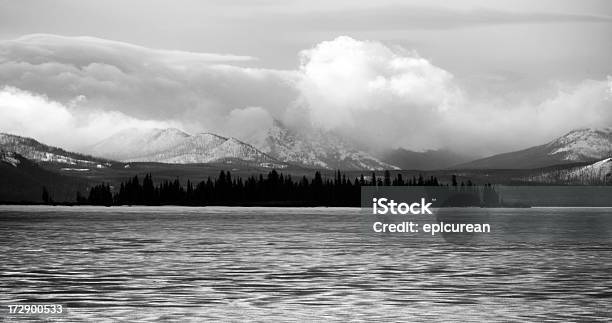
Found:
[91,124,399,170]
[456,128,612,169]
[545,128,612,162]
[526,157,612,184]
[90,128,190,161]
[260,121,398,170]
[0,133,112,168]
[90,128,287,168]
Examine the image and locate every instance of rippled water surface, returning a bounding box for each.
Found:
[1,206,611,321]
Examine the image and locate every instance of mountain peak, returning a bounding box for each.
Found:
[260,120,398,170]
[156,127,190,137]
[89,127,192,161]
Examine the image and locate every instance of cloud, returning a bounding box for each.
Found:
[296,36,461,131]
[224,106,274,146]
[293,36,611,155]
[0,34,298,135]
[0,86,178,149]
[254,5,612,32]
[0,34,610,157]
[439,78,612,155]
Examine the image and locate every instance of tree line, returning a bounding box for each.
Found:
[71,170,501,207]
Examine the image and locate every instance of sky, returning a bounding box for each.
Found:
[0,0,611,156]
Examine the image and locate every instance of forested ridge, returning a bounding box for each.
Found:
[70,170,497,207]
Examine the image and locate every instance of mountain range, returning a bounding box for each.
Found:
[1,126,611,173]
[90,125,610,171]
[87,121,398,170]
[88,128,286,169]
[2,126,612,203]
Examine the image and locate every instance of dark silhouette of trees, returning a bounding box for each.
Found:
[42,186,50,204]
[88,183,113,206]
[77,170,502,207]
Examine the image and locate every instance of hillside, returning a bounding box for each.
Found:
[456,128,612,169]
[0,151,89,202]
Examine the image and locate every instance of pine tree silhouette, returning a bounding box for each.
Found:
[73,170,508,207]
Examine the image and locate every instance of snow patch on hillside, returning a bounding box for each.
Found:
[526,157,612,184]
[547,128,612,161]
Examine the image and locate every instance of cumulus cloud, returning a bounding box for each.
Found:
[295,36,463,150]
[0,34,610,156]
[293,36,611,155]
[298,37,461,125]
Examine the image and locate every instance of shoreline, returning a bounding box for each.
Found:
[1,204,611,209]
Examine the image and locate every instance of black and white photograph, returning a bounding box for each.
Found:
[0,0,611,321]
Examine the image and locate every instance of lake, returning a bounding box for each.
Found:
[0,206,611,321]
